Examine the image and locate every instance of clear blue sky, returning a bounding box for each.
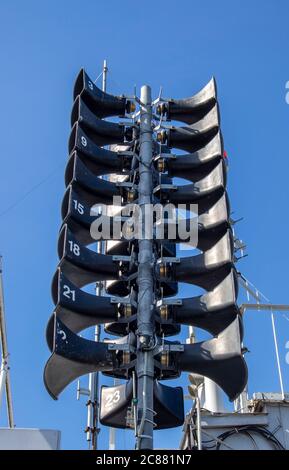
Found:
[0,0,289,450]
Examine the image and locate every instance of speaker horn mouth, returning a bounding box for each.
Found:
[64,153,76,187]
[68,123,77,155]
[57,225,67,260]
[71,95,80,128]
[73,69,85,100]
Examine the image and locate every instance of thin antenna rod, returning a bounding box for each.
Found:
[0,257,14,427]
[271,311,285,399]
[239,275,285,400]
[102,59,108,94]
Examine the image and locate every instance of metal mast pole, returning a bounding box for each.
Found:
[102,59,108,94]
[108,422,116,450]
[0,257,14,427]
[136,85,155,450]
[86,60,108,450]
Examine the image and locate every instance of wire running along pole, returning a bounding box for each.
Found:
[136,85,155,450]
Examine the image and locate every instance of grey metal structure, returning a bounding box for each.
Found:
[239,274,286,400]
[180,393,289,450]
[43,69,249,450]
[136,85,155,449]
[180,268,289,450]
[0,428,61,450]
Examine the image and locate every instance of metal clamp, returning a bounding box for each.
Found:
[107,343,135,353]
[115,181,134,188]
[156,298,183,307]
[110,296,133,305]
[157,256,180,264]
[118,150,137,157]
[154,153,177,161]
[157,344,184,354]
[153,183,177,193]
[112,255,132,262]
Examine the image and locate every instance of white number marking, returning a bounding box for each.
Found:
[105,390,121,408]
[63,284,76,301]
[68,241,80,256]
[73,199,84,215]
[81,136,87,147]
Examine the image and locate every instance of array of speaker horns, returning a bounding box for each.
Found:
[44,69,247,431]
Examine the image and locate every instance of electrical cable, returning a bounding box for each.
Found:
[243,431,259,450]
[215,425,285,450]
[0,162,64,218]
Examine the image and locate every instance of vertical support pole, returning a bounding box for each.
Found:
[102,60,108,96]
[234,386,249,413]
[108,422,116,450]
[271,311,285,400]
[203,378,225,413]
[86,60,108,450]
[86,326,100,449]
[0,358,8,413]
[0,257,14,428]
[108,378,119,450]
[196,397,202,450]
[136,85,154,450]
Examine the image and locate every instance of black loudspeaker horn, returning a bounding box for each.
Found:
[175,317,248,401]
[105,279,179,299]
[157,230,234,290]
[46,269,119,350]
[158,193,230,251]
[68,123,132,177]
[158,132,223,182]
[197,192,230,236]
[105,240,134,256]
[156,161,227,213]
[105,238,177,258]
[158,269,241,336]
[158,104,220,152]
[105,280,132,297]
[105,259,180,338]
[100,380,184,430]
[44,318,118,400]
[159,215,228,252]
[73,68,133,118]
[104,315,137,337]
[157,77,217,124]
[174,229,233,287]
[105,238,179,298]
[61,185,125,247]
[101,333,137,380]
[57,225,129,288]
[65,153,121,204]
[171,192,230,250]
[71,96,131,147]
[103,332,136,348]
[61,185,101,246]
[104,313,181,338]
